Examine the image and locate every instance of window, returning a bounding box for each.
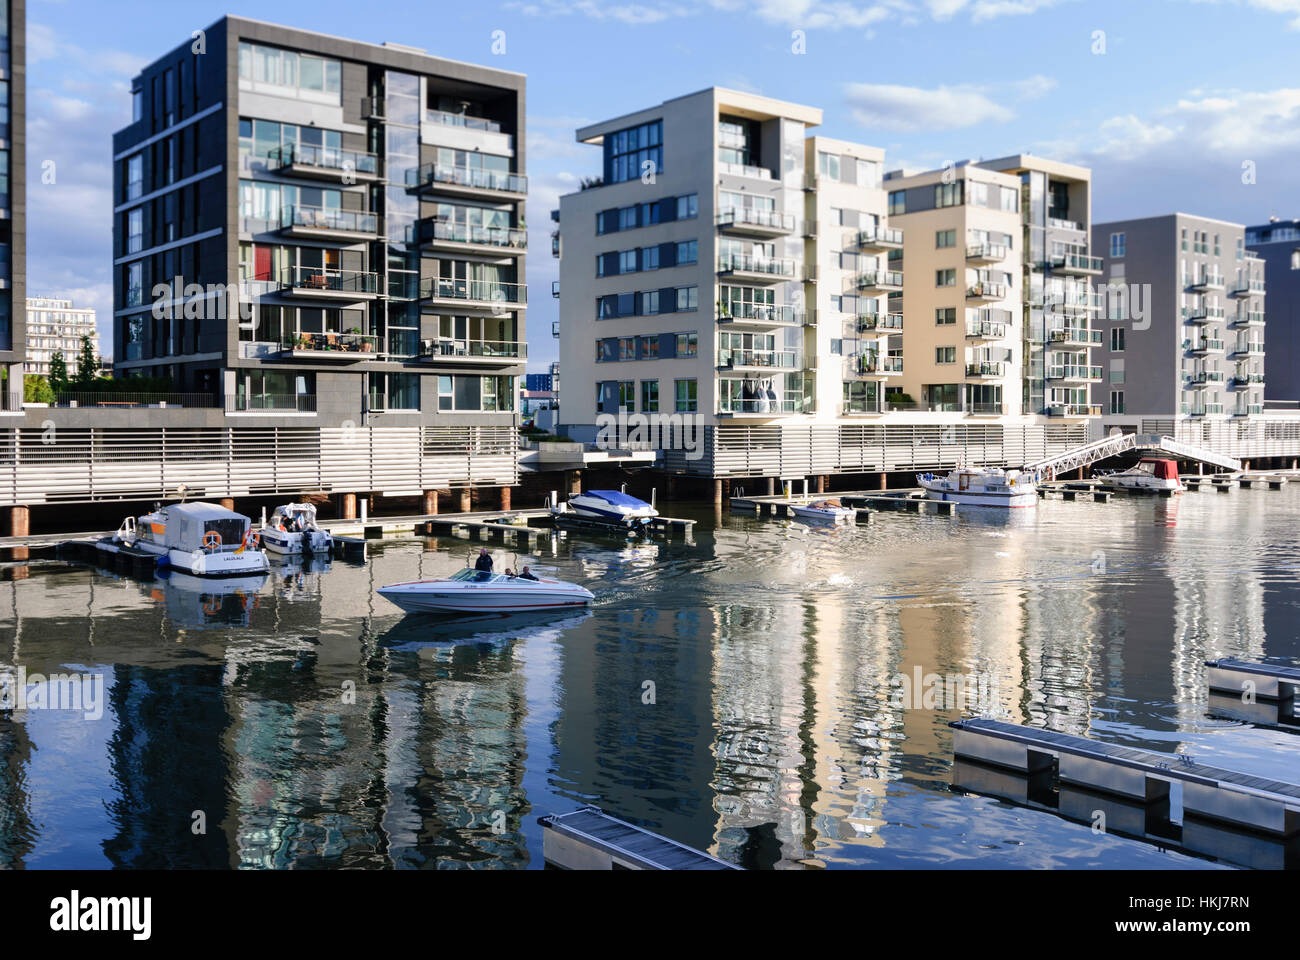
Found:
[1110,390,1125,414]
[1180,228,1188,252]
[677,194,698,221]
[676,286,698,312]
[125,262,143,307]
[676,332,698,357]
[1236,237,1244,261]
[675,379,697,413]
[1214,234,1221,256]
[1109,359,1125,384]
[604,120,663,185]
[936,346,956,363]
[935,181,963,208]
[676,239,698,265]
[936,269,956,287]
[936,307,956,325]
[1111,327,1125,351]
[857,159,881,190]
[936,230,956,249]
[641,380,659,413]
[238,42,341,100]
[126,154,143,201]
[1109,232,1126,258]
[888,190,905,217]
[127,209,143,254]
[131,87,144,123]
[818,151,841,181]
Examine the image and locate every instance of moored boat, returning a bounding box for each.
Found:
[917,467,1038,509]
[378,567,595,614]
[259,502,334,555]
[554,489,657,529]
[109,502,270,577]
[791,499,856,523]
[1098,458,1183,494]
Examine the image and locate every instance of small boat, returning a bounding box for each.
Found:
[109,502,270,577]
[917,467,1038,509]
[791,499,856,523]
[554,489,657,529]
[1098,458,1183,494]
[259,502,334,555]
[378,567,595,614]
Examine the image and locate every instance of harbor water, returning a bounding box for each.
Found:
[2,485,1299,869]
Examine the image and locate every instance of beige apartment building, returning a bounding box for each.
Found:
[24,297,99,377]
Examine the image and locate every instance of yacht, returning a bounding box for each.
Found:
[260,502,334,555]
[791,499,856,523]
[917,467,1039,509]
[1098,458,1184,494]
[378,568,595,614]
[110,502,270,576]
[553,490,658,529]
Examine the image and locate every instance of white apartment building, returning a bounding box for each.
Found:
[24,297,99,377]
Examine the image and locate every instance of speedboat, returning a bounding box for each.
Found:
[1098,458,1183,494]
[791,499,856,523]
[917,467,1038,509]
[260,502,334,555]
[109,502,270,576]
[554,489,657,529]
[378,568,595,614]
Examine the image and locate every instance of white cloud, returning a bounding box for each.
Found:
[845,81,1015,132]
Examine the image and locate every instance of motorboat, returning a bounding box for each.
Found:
[917,467,1039,509]
[259,502,334,555]
[378,568,595,614]
[791,499,856,523]
[553,489,657,529]
[109,502,270,576]
[1098,458,1183,494]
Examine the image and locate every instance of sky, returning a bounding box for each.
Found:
[25,0,1300,373]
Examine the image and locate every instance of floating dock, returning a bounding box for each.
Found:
[1206,658,1299,728]
[951,717,1300,837]
[730,488,954,520]
[539,805,740,870]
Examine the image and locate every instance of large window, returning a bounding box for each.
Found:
[641,380,659,413]
[604,120,663,185]
[888,190,905,216]
[126,154,143,201]
[935,181,963,208]
[675,378,698,413]
[438,374,514,412]
[127,209,143,254]
[238,42,341,102]
[1110,232,1126,258]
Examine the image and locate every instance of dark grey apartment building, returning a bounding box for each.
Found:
[0,0,25,407]
[1246,217,1299,404]
[1092,213,1265,422]
[111,16,526,428]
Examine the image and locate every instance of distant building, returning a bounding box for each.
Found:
[1245,217,1299,403]
[24,297,99,377]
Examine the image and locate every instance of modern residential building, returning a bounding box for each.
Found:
[24,297,98,377]
[1245,216,1298,404]
[111,16,526,431]
[553,89,1091,483]
[975,155,1103,420]
[1092,213,1266,423]
[0,0,26,408]
[885,162,1023,416]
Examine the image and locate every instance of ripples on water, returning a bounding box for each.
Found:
[2,486,1300,869]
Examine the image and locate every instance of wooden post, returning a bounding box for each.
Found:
[877,471,887,490]
[9,504,29,538]
[219,498,235,510]
[500,486,512,511]
[566,470,582,495]
[765,477,775,495]
[459,488,472,513]
[422,490,439,515]
[713,479,723,505]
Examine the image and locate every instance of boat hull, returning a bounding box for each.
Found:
[1107,476,1183,493]
[260,529,334,555]
[791,506,855,523]
[378,580,594,614]
[920,485,1038,509]
[121,537,271,576]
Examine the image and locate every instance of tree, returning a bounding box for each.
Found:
[75,334,98,387]
[48,351,68,393]
[23,375,53,404]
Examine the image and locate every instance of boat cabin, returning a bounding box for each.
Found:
[1134,458,1179,480]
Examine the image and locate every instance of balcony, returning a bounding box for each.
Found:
[406,162,528,200]
[1189,275,1226,292]
[551,320,559,338]
[1047,217,1084,233]
[1230,342,1265,358]
[279,205,381,241]
[858,354,904,377]
[1050,252,1104,275]
[715,208,795,237]
[717,254,798,283]
[965,361,1006,378]
[418,338,526,366]
[1186,371,1226,386]
[1046,364,1103,382]
[418,277,528,312]
[1185,306,1224,324]
[718,397,801,415]
[717,349,801,371]
[1234,404,1266,417]
[1045,291,1103,313]
[1187,338,1225,356]
[966,403,1006,416]
[855,312,903,333]
[1230,312,1265,328]
[552,280,560,299]
[1049,326,1103,347]
[282,267,380,301]
[716,303,810,327]
[966,243,1008,264]
[854,270,904,294]
[966,281,1008,302]
[966,320,1008,340]
[1229,280,1266,298]
[1047,403,1103,418]
[1188,404,1225,417]
[417,219,527,256]
[718,161,773,181]
[269,144,381,183]
[857,227,904,253]
[1230,373,1266,388]
[228,394,318,413]
[278,332,378,361]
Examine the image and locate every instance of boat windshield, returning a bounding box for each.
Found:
[447,568,511,584]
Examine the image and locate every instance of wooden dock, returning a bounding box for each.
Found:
[951,717,1300,837]
[1037,480,1114,502]
[539,805,740,870]
[730,487,955,520]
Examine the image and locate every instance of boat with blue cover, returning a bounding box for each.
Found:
[553,489,658,529]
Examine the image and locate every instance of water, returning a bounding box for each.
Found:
[3,486,1300,869]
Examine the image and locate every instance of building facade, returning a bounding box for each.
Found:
[24,297,98,377]
[1092,213,1266,422]
[0,0,25,408]
[111,17,526,434]
[1245,217,1298,404]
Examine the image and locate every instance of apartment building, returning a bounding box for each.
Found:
[0,0,25,406]
[24,297,98,376]
[975,155,1102,419]
[1092,213,1266,422]
[111,16,526,429]
[1245,217,1298,403]
[885,162,1023,416]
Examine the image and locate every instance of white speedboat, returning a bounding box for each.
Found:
[554,489,657,528]
[1098,458,1183,494]
[260,502,334,555]
[378,568,595,614]
[110,502,270,576]
[917,467,1038,509]
[791,499,856,523]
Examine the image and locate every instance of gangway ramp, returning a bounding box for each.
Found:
[1023,433,1240,480]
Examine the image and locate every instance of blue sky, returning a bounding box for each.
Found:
[25,0,1300,372]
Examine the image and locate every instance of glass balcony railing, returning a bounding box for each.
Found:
[424,109,503,134]
[407,162,528,195]
[419,338,526,360]
[966,243,1008,261]
[269,144,380,177]
[967,281,1008,300]
[716,303,807,325]
[280,332,378,355]
[715,208,795,232]
[857,227,904,249]
[228,394,319,412]
[717,254,797,277]
[718,161,773,181]
[965,362,1006,377]
[717,349,800,369]
[1047,364,1103,380]
[284,267,379,295]
[966,321,1008,339]
[419,219,527,250]
[1186,371,1226,384]
[855,270,904,290]
[1051,252,1104,273]
[418,277,528,305]
[280,205,379,235]
[856,312,903,332]
[1048,326,1103,345]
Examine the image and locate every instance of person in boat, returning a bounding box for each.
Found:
[518,565,539,581]
[474,548,494,580]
